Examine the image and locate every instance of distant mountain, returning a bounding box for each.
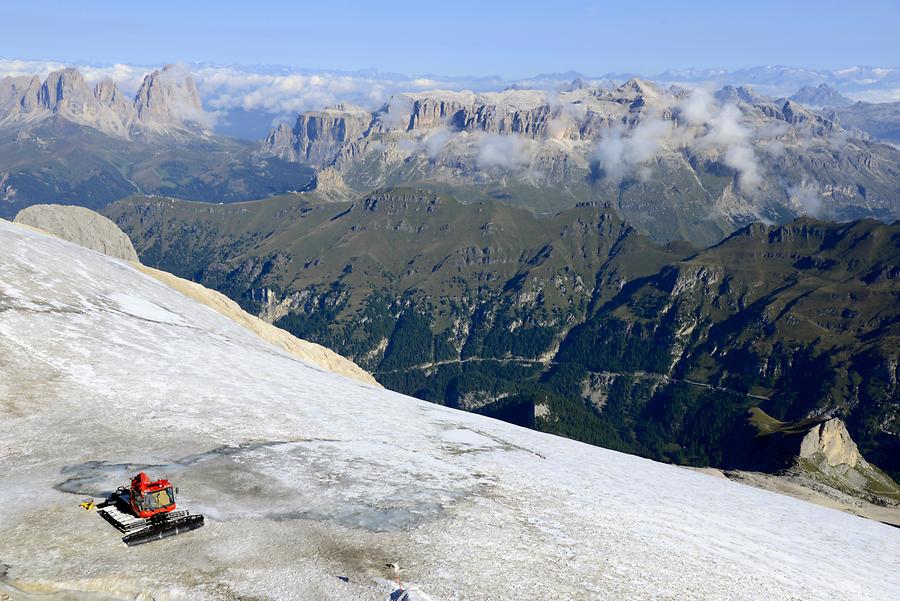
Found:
[789,84,854,108]
[826,101,900,145]
[0,66,315,216]
[4,62,900,238]
[104,190,900,485]
[261,79,900,246]
[653,65,900,98]
[0,64,208,138]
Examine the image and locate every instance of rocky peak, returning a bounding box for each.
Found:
[134,65,208,132]
[618,78,657,97]
[789,84,853,108]
[0,66,207,138]
[93,78,118,104]
[32,68,133,137]
[560,77,589,92]
[39,68,92,109]
[799,418,861,468]
[94,78,136,123]
[715,85,766,107]
[0,75,42,114]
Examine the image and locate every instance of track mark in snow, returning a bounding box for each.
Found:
[105,291,184,325]
[440,428,500,448]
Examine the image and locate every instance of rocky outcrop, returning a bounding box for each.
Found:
[14,204,139,262]
[799,418,861,468]
[0,65,208,138]
[0,75,42,115]
[738,410,899,508]
[790,417,898,506]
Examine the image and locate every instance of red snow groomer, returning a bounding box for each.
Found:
[96,471,204,546]
[128,471,177,518]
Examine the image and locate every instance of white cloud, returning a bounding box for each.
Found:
[677,90,764,189]
[424,128,454,159]
[0,59,150,93]
[723,143,762,188]
[676,86,716,127]
[476,134,533,170]
[590,88,767,189]
[788,181,824,217]
[381,94,415,129]
[592,116,672,181]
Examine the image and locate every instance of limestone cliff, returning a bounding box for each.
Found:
[744,408,900,508]
[264,105,371,167]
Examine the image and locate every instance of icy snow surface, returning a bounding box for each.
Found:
[0,219,898,600]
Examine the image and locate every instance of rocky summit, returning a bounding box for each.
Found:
[788,83,854,109]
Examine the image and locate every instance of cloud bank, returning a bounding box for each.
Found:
[590,89,765,188]
[788,181,825,217]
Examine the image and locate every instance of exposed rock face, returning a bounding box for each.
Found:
[133,65,207,133]
[0,65,208,138]
[0,75,42,115]
[792,417,899,507]
[14,204,139,262]
[264,105,371,166]
[94,77,136,126]
[799,418,861,468]
[826,100,900,145]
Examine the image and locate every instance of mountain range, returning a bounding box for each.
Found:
[261,79,900,245]
[0,64,207,138]
[789,84,854,109]
[4,62,900,487]
[3,65,899,247]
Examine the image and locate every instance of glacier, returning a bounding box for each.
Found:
[0,218,897,600]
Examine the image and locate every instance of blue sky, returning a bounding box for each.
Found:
[2,0,898,77]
